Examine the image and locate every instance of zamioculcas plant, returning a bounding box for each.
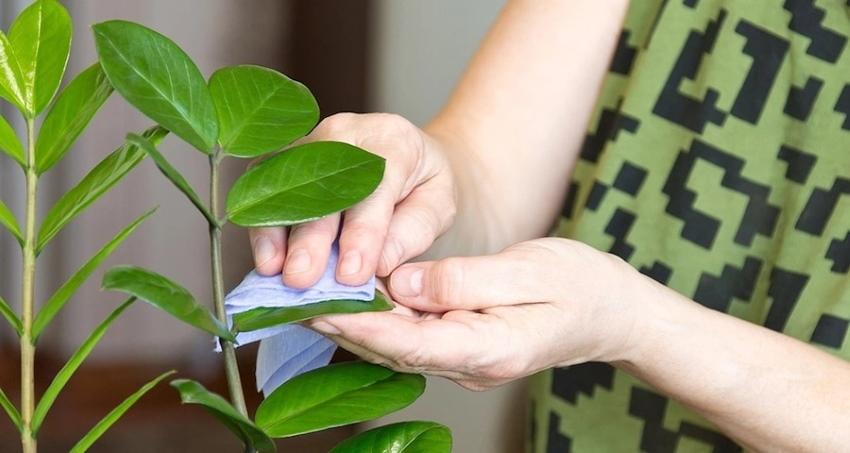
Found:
[92,18,452,453]
[0,1,175,452]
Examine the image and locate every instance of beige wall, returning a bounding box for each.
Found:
[368,2,528,452]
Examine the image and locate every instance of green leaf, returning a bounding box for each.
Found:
[32,297,135,434]
[37,126,168,253]
[69,370,175,453]
[0,387,21,432]
[101,266,234,342]
[256,362,425,438]
[33,209,155,341]
[331,421,453,453]
[9,0,72,116]
[0,198,22,245]
[92,20,217,152]
[210,65,318,157]
[0,31,26,113]
[0,114,24,166]
[226,141,385,227]
[170,379,276,453]
[0,295,21,337]
[234,291,393,333]
[36,63,114,174]
[126,133,215,225]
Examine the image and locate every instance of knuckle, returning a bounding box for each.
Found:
[506,238,565,268]
[373,112,414,131]
[407,208,440,242]
[379,237,405,269]
[343,219,376,235]
[368,114,423,157]
[341,221,381,245]
[430,258,464,305]
[362,184,395,206]
[315,112,358,136]
[601,248,629,268]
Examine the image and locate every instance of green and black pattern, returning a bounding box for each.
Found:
[529,1,850,451]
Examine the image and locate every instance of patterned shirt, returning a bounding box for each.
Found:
[529,1,850,451]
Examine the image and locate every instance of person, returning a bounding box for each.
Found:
[248,0,850,451]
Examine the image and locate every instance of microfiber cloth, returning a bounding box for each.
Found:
[223,243,375,396]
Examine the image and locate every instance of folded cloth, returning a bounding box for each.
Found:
[223,243,375,396]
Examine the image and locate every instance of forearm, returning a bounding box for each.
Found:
[622,276,850,452]
[425,0,630,257]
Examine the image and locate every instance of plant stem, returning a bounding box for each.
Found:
[209,150,248,417]
[21,119,38,453]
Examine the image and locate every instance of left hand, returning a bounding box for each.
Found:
[306,238,647,390]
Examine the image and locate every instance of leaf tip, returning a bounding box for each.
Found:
[168,377,187,389]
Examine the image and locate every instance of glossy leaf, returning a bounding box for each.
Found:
[33,209,155,341]
[0,387,21,432]
[331,421,452,453]
[234,291,393,333]
[9,0,72,116]
[0,114,24,166]
[37,126,168,252]
[210,65,318,157]
[32,297,135,434]
[170,379,276,453]
[126,133,215,224]
[69,370,175,453]
[0,32,26,112]
[36,63,114,174]
[0,199,22,245]
[101,266,235,342]
[0,295,21,337]
[226,141,385,227]
[256,362,425,438]
[93,20,218,152]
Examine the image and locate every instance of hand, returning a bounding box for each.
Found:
[249,113,457,288]
[306,238,646,390]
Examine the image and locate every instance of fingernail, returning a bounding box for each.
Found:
[311,321,341,336]
[252,236,277,268]
[339,251,362,276]
[392,267,424,297]
[285,249,311,275]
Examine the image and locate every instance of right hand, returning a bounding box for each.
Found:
[249,112,458,288]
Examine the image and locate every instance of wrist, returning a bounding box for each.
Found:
[610,268,703,374]
[546,242,655,367]
[422,124,508,256]
[593,255,657,365]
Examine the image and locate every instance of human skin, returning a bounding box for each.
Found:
[250,0,850,451]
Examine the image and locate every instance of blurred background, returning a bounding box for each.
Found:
[0,0,525,451]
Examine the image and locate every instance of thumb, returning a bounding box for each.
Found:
[387,247,554,312]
